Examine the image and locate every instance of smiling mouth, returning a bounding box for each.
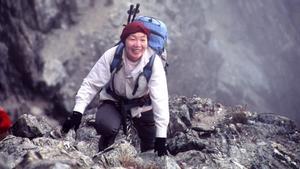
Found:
[132,49,141,54]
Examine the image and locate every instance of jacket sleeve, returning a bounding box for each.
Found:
[148,55,170,138]
[73,49,113,114]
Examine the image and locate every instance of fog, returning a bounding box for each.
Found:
[161,0,300,126]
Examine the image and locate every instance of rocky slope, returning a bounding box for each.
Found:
[0,0,300,168]
[1,96,299,168]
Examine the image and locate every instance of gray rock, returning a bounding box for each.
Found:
[0,135,38,168]
[139,152,181,169]
[12,114,53,139]
[167,131,207,155]
[1,96,299,168]
[0,152,11,169]
[93,140,138,168]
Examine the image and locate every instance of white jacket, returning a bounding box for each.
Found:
[73,46,169,138]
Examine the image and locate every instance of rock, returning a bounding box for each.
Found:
[0,135,37,168]
[167,131,207,155]
[93,140,138,168]
[12,114,53,139]
[174,150,211,168]
[0,152,11,169]
[168,111,187,137]
[139,152,181,169]
[0,96,299,168]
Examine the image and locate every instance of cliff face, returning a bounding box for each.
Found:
[1,0,300,125]
[0,0,79,120]
[1,96,299,168]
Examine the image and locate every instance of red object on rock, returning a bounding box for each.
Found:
[0,107,12,134]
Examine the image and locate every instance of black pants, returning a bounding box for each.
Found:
[95,101,155,152]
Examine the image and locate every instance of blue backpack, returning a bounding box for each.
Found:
[109,5,168,96]
[134,16,168,56]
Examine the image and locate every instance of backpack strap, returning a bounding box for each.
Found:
[143,53,156,82]
[132,54,156,96]
[109,43,157,96]
[110,43,124,73]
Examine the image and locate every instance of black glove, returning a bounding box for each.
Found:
[154,137,168,156]
[61,111,82,134]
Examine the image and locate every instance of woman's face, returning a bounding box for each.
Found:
[125,32,148,62]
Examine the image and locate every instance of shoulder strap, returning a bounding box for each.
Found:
[110,43,125,73]
[143,54,156,82]
[132,54,156,96]
[110,44,157,96]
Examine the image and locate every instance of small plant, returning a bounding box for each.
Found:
[227,105,248,124]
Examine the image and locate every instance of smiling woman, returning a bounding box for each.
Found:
[61,21,169,156]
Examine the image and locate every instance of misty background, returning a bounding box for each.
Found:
[0,0,299,127]
[165,0,300,126]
